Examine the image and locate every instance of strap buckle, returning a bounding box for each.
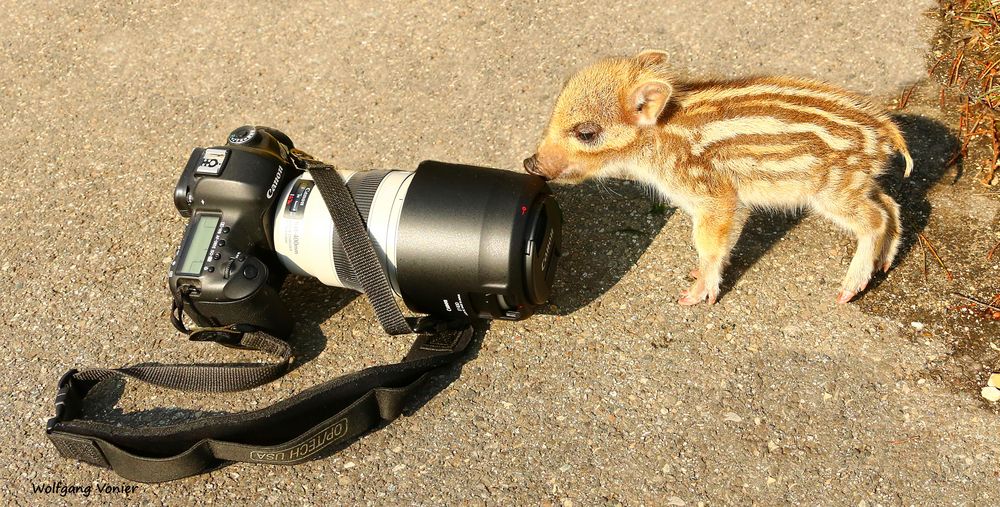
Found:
[288,148,323,171]
[188,323,257,349]
[404,319,475,361]
[46,368,78,433]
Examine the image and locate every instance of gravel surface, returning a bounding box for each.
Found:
[5,0,999,504]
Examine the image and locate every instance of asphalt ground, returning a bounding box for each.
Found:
[5,0,1000,504]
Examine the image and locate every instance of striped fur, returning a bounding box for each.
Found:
[526,50,913,305]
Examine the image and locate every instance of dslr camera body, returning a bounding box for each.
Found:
[168,127,562,338]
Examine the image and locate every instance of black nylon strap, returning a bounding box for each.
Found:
[291,149,413,335]
[65,329,292,394]
[48,327,472,483]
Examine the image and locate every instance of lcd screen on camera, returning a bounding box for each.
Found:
[177,215,220,276]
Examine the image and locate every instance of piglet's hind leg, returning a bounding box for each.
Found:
[874,192,902,272]
[813,188,888,304]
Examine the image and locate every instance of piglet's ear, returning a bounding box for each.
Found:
[635,49,668,67]
[629,80,673,127]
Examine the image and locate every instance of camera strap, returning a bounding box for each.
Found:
[291,148,414,335]
[45,150,475,482]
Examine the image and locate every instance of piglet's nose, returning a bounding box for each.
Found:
[523,154,548,180]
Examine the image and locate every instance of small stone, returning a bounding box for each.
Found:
[781,324,801,336]
[988,374,1000,388]
[723,412,742,423]
[343,461,356,469]
[766,476,776,485]
[910,322,925,331]
[823,392,833,401]
[666,497,686,506]
[767,441,779,453]
[982,386,1000,402]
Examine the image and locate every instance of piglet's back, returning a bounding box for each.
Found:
[663,76,909,189]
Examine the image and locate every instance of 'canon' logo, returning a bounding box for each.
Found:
[266,166,284,198]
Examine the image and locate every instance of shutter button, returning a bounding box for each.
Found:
[242,264,259,280]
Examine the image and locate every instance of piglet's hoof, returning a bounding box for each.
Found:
[678,280,717,305]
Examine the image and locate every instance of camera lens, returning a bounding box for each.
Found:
[272,161,562,320]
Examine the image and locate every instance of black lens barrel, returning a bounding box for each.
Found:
[395,161,562,320]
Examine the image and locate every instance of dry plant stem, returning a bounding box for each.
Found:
[929,52,949,76]
[918,233,955,280]
[988,237,1000,260]
[978,57,999,79]
[966,117,985,138]
[922,241,929,282]
[959,75,972,90]
[986,119,1000,184]
[899,82,918,109]
[951,292,1000,312]
[945,148,962,168]
[949,46,966,86]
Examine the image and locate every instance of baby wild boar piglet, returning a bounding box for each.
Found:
[524,50,913,305]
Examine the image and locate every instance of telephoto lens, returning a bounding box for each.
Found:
[273,160,562,321]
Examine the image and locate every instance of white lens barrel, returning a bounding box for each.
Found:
[273,170,414,293]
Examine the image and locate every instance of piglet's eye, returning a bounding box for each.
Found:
[572,122,602,143]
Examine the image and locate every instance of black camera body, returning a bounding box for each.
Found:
[169,128,300,337]
[168,127,562,339]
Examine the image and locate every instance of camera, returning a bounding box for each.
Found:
[168,126,563,338]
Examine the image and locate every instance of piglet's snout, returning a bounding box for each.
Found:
[523,154,548,180]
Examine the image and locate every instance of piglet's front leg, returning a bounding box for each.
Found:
[678,199,747,306]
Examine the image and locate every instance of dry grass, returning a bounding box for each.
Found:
[938,0,1000,185]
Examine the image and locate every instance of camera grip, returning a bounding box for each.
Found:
[184,278,293,339]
